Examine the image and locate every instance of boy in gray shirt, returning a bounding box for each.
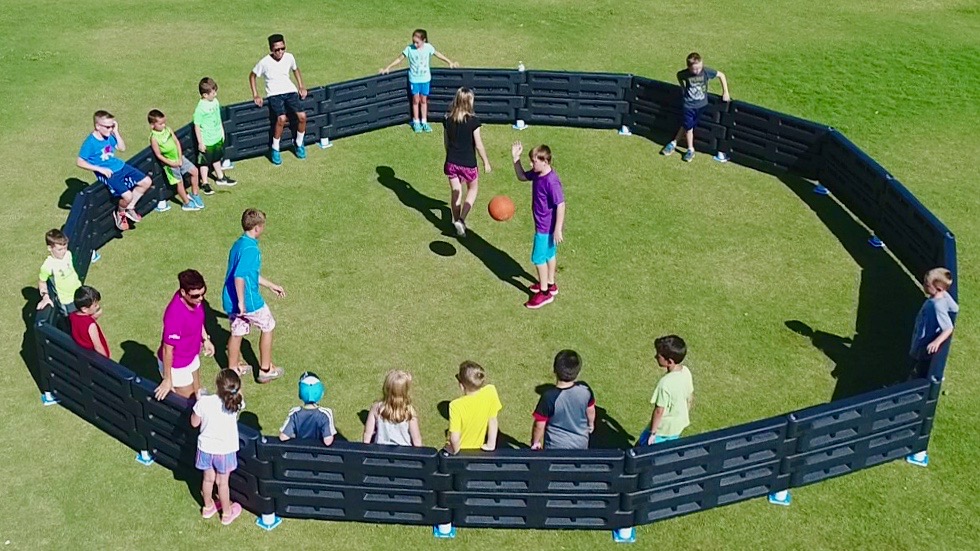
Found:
[909,267,958,380]
[531,350,596,450]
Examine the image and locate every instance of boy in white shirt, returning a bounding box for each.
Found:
[248,33,309,166]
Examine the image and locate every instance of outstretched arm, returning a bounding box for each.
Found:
[434,51,459,68]
[512,141,529,181]
[717,71,730,102]
[380,54,406,74]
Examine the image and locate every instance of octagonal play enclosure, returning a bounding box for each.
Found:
[32,68,956,538]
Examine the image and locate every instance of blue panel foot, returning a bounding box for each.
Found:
[433,523,457,538]
[712,151,729,163]
[613,527,637,543]
[868,235,884,248]
[91,250,101,263]
[222,159,235,170]
[512,120,528,131]
[768,490,791,506]
[256,513,282,531]
[813,184,830,195]
[41,391,60,406]
[906,451,929,467]
[618,125,633,136]
[134,450,155,466]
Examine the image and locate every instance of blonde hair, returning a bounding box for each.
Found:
[378,370,415,423]
[448,87,475,124]
[241,208,266,231]
[456,360,487,392]
[530,144,552,164]
[924,267,953,291]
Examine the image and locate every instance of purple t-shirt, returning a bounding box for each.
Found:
[526,169,565,234]
[157,291,205,369]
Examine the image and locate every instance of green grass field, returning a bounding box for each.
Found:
[2,0,978,549]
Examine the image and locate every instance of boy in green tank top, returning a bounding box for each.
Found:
[148,109,203,211]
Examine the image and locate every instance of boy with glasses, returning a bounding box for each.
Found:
[249,34,309,165]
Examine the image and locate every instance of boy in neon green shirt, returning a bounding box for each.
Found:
[148,109,203,211]
[194,77,236,195]
[447,361,502,453]
[37,229,82,312]
[640,335,694,445]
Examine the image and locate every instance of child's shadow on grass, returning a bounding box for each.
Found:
[534,383,634,448]
[436,399,528,450]
[60,178,90,210]
[203,301,258,375]
[376,166,535,295]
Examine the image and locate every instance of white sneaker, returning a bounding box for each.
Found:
[155,200,171,212]
[453,220,466,237]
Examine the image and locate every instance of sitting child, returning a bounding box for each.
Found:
[278,371,336,446]
[363,370,423,446]
[68,285,110,358]
[447,361,502,453]
[37,229,82,312]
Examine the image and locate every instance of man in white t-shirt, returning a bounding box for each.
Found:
[248,33,309,166]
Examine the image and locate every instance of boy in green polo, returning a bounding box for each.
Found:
[148,109,203,211]
[194,77,236,195]
[640,335,694,445]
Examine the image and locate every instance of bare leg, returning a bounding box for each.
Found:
[448,178,463,221]
[274,115,287,140]
[174,384,195,398]
[259,330,274,371]
[297,111,307,134]
[420,95,428,121]
[547,256,557,286]
[118,191,133,210]
[174,178,190,204]
[227,335,243,372]
[201,468,217,511]
[189,166,200,195]
[199,162,209,185]
[684,128,695,152]
[211,162,224,181]
[535,264,549,292]
[412,95,421,121]
[216,472,232,515]
[460,179,479,222]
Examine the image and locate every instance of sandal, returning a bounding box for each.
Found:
[202,502,221,519]
[257,365,284,384]
[220,502,242,526]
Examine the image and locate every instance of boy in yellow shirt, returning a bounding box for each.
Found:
[447,361,502,453]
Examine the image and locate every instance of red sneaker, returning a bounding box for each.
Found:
[529,283,559,296]
[113,211,129,231]
[524,292,554,309]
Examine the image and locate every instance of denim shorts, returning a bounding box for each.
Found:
[196,449,238,474]
[531,232,557,266]
[410,81,431,96]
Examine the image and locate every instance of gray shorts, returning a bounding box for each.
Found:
[164,157,196,185]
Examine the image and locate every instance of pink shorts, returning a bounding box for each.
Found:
[230,305,276,337]
[444,162,479,184]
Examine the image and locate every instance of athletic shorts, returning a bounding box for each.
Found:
[157,354,201,388]
[637,428,681,446]
[230,304,276,337]
[196,449,238,474]
[198,141,225,167]
[444,162,479,184]
[98,164,147,197]
[410,81,431,96]
[682,106,704,131]
[531,232,557,266]
[163,157,196,185]
[268,92,303,116]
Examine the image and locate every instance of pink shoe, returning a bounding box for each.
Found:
[529,283,559,296]
[124,208,143,223]
[202,503,221,519]
[220,502,242,526]
[524,292,554,309]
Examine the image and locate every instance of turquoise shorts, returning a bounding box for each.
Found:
[531,232,557,266]
[637,428,681,446]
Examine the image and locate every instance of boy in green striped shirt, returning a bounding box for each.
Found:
[194,77,236,195]
[148,109,203,211]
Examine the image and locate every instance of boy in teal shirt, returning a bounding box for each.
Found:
[194,77,236,195]
[148,109,203,211]
[640,335,694,445]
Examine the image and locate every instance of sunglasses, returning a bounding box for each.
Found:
[272,47,286,52]
[185,289,207,299]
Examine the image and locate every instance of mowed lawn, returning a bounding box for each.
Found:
[1,1,978,549]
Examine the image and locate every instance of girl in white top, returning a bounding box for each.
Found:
[191,369,245,525]
[363,370,423,446]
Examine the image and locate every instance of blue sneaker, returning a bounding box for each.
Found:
[182,201,200,211]
[270,149,282,165]
[192,194,205,209]
[421,123,432,133]
[295,145,307,160]
[660,141,676,156]
[411,122,422,133]
[682,149,695,162]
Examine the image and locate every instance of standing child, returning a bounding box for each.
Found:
[447,361,502,454]
[77,110,154,230]
[278,372,337,446]
[222,208,286,383]
[249,34,309,165]
[148,109,203,211]
[443,87,491,237]
[531,350,596,450]
[37,229,82,312]
[640,335,694,445]
[191,369,244,525]
[194,78,237,194]
[380,29,459,133]
[68,286,110,358]
[660,52,730,162]
[908,267,959,380]
[512,141,566,309]
[363,370,423,446]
